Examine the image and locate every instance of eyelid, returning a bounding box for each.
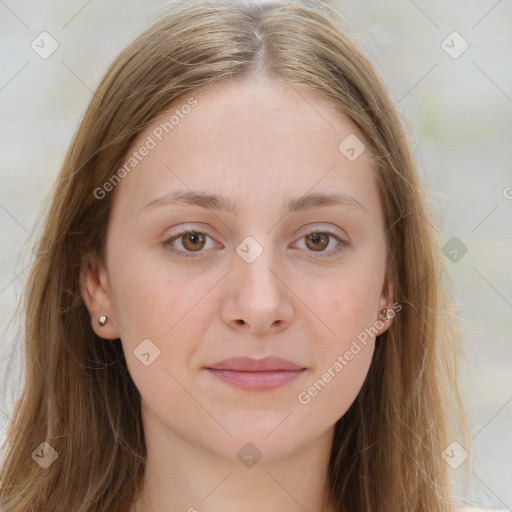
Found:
[163,224,350,259]
[296,223,348,240]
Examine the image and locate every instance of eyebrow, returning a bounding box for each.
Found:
[141,190,366,215]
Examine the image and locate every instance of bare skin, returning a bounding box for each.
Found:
[81,78,394,512]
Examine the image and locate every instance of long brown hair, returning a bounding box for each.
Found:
[0,0,470,510]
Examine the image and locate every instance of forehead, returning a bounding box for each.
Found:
[112,78,378,216]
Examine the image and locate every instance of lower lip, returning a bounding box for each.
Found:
[206,369,306,391]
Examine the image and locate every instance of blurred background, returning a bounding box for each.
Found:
[0,0,511,508]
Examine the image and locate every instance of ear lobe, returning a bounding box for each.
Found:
[79,254,120,340]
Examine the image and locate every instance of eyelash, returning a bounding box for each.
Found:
[163,227,349,259]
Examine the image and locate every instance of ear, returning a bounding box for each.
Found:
[79,253,120,340]
[375,269,396,336]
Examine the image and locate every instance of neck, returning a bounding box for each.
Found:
[132,406,337,512]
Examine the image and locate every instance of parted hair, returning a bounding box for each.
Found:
[0,0,470,510]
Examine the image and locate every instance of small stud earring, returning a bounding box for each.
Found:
[98,315,108,326]
[380,308,391,321]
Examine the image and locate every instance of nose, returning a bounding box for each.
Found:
[221,244,294,336]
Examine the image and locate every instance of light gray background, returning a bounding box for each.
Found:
[1,0,511,509]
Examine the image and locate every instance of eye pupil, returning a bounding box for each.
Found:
[182,232,206,251]
[306,232,328,251]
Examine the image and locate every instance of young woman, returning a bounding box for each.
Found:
[0,0,473,510]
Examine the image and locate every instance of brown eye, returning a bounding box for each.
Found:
[294,229,348,259]
[305,232,329,251]
[163,228,219,259]
[181,232,206,252]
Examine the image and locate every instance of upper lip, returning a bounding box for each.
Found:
[206,356,305,372]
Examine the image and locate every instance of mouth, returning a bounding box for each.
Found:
[205,368,307,391]
[204,356,307,392]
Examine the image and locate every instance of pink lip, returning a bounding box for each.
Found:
[207,356,304,371]
[205,357,307,391]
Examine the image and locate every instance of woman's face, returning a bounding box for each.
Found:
[83,78,393,463]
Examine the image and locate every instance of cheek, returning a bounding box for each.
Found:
[110,271,173,337]
[297,339,375,432]
[108,250,216,386]
[319,266,383,339]
[108,243,188,337]
[295,258,383,417]
[296,281,378,423]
